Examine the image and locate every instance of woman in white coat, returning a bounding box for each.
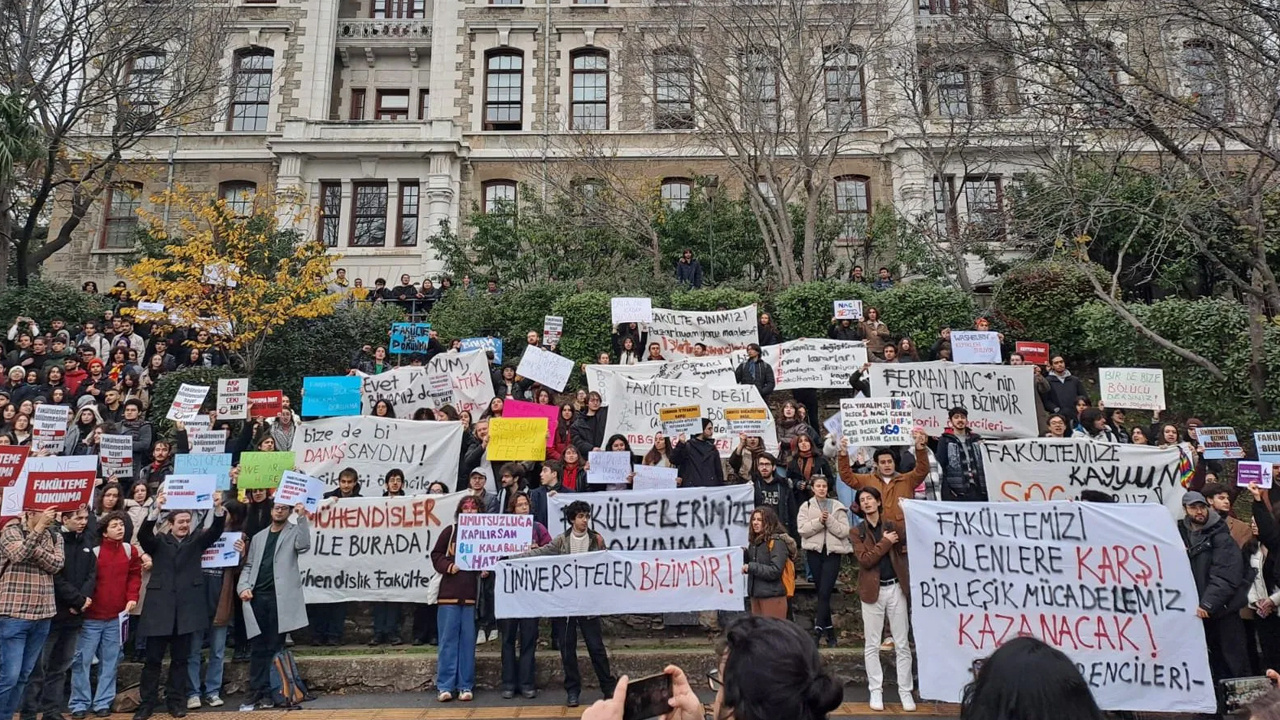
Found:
[796,475,852,647]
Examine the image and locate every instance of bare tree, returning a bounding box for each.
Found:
[0,0,234,285]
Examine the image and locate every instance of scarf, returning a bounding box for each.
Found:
[563,464,581,492]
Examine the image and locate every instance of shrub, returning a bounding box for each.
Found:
[550,291,613,370]
[669,288,763,312]
[992,262,1104,362]
[254,303,405,401]
[0,281,114,328]
[147,365,239,437]
[872,282,975,351]
[772,281,871,340]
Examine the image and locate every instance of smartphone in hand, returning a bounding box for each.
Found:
[623,673,674,720]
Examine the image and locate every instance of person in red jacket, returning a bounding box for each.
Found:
[70,511,142,717]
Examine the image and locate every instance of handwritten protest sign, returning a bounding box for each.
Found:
[389,322,432,354]
[358,351,496,417]
[201,532,243,569]
[1014,341,1050,365]
[585,356,737,405]
[869,363,1037,439]
[758,339,868,390]
[610,297,653,325]
[982,438,1187,514]
[215,378,249,420]
[301,376,362,417]
[248,390,283,419]
[823,411,842,438]
[188,430,226,455]
[548,485,752,550]
[648,305,759,359]
[487,418,547,461]
[632,465,678,491]
[504,399,560,448]
[1193,426,1245,459]
[833,300,863,320]
[949,331,1002,364]
[456,514,533,571]
[99,435,133,479]
[587,451,632,485]
[1256,432,1280,464]
[495,547,744,619]
[1099,368,1166,411]
[166,383,209,422]
[0,447,29,489]
[300,492,467,602]
[658,405,702,437]
[21,456,96,511]
[32,404,69,454]
[724,407,769,436]
[162,474,216,510]
[1238,461,1273,490]
[297,416,461,493]
[460,337,503,363]
[840,398,914,446]
[174,453,233,491]
[542,316,563,346]
[603,376,777,456]
[515,344,574,392]
[238,451,295,490]
[275,470,325,513]
[903,500,1215,713]
[136,301,165,315]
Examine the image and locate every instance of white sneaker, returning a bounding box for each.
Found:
[206,694,224,707]
[489,629,500,642]
[869,690,884,711]
[186,696,202,710]
[900,690,916,712]
[477,630,489,644]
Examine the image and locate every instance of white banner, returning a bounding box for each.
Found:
[188,430,226,455]
[547,485,753,550]
[1099,368,1166,411]
[602,375,777,457]
[201,532,243,569]
[456,514,533,571]
[648,305,759,359]
[515,344,575,392]
[759,339,868,390]
[610,297,653,324]
[300,492,467,603]
[585,356,738,406]
[359,351,496,417]
[495,547,745,619]
[161,474,216,509]
[166,383,209,422]
[903,500,1215,713]
[839,398,914,446]
[32,404,69,454]
[216,378,249,420]
[869,362,1038,439]
[981,438,1188,515]
[99,434,133,479]
[632,465,678,491]
[296,416,462,494]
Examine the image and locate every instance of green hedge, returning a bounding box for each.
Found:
[0,281,114,327]
[992,262,1104,362]
[254,303,406,401]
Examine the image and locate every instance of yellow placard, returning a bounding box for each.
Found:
[724,408,767,422]
[658,405,701,423]
[487,417,548,461]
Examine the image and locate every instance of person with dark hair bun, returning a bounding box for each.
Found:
[961,637,1105,720]
[582,616,843,720]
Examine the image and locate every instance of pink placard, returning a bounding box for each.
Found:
[503,399,561,448]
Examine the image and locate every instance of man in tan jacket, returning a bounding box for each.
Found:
[836,429,930,525]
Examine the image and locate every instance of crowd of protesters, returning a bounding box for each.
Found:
[0,271,1277,719]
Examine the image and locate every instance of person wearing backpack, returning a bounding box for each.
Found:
[851,486,914,713]
[237,501,312,711]
[744,506,792,619]
[70,511,141,719]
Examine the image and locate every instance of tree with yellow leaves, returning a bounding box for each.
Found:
[119,187,340,377]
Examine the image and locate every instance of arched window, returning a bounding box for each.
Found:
[483,180,518,214]
[484,51,524,131]
[833,176,870,242]
[570,49,609,130]
[653,48,694,130]
[660,177,692,212]
[101,183,144,249]
[228,49,274,132]
[219,181,257,217]
[824,47,865,129]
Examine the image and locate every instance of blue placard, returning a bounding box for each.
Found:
[460,337,503,364]
[173,453,233,491]
[301,376,363,417]
[390,322,432,354]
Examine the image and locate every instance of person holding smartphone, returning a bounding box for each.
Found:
[796,475,851,647]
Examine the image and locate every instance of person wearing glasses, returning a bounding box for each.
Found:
[581,616,843,720]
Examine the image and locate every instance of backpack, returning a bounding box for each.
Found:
[270,649,312,707]
[92,543,133,558]
[767,539,796,598]
[111,683,141,713]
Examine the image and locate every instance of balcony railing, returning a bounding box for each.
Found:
[337,19,433,44]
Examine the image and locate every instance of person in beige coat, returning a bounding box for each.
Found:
[796,475,851,647]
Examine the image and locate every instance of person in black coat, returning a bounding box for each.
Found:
[669,419,725,487]
[135,493,227,720]
[570,394,608,457]
[733,344,776,400]
[1044,356,1087,415]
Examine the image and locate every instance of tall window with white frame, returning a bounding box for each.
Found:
[964,176,1004,239]
[570,50,609,131]
[101,183,143,249]
[220,181,256,217]
[482,180,518,224]
[319,182,342,248]
[398,183,420,246]
[351,183,388,246]
[660,178,692,212]
[933,66,970,117]
[824,47,865,129]
[933,176,957,235]
[741,50,779,131]
[484,51,523,131]
[833,176,869,242]
[125,52,165,121]
[228,49,273,131]
[654,48,694,130]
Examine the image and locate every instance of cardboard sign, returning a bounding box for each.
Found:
[1099,368,1166,411]
[301,376,362,417]
[1238,461,1274,490]
[724,407,769,436]
[248,390,284,420]
[515,345,575,393]
[833,300,863,320]
[162,474,217,510]
[174,453,233,492]
[487,418,548,461]
[166,383,210,422]
[547,485,752,549]
[456,513,534,571]
[390,322,433,355]
[238,451,296,490]
[840,398,914,446]
[296,416,462,494]
[949,331,1002,364]
[1194,426,1245,460]
[1256,431,1280,465]
[460,337,503,364]
[585,356,738,405]
[632,464,678,491]
[604,376,777,457]
[587,451,633,485]
[758,339,868,390]
[659,405,703,437]
[201,532,243,569]
[275,470,324,513]
[1014,341,1049,365]
[610,297,653,325]
[32,404,70,454]
[99,435,134,479]
[216,378,249,420]
[22,455,96,511]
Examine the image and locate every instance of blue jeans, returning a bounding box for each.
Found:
[186,624,228,699]
[435,604,476,694]
[70,618,122,713]
[0,616,52,720]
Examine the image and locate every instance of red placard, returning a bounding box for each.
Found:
[23,471,95,511]
[1015,341,1050,365]
[0,447,30,489]
[248,390,284,419]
